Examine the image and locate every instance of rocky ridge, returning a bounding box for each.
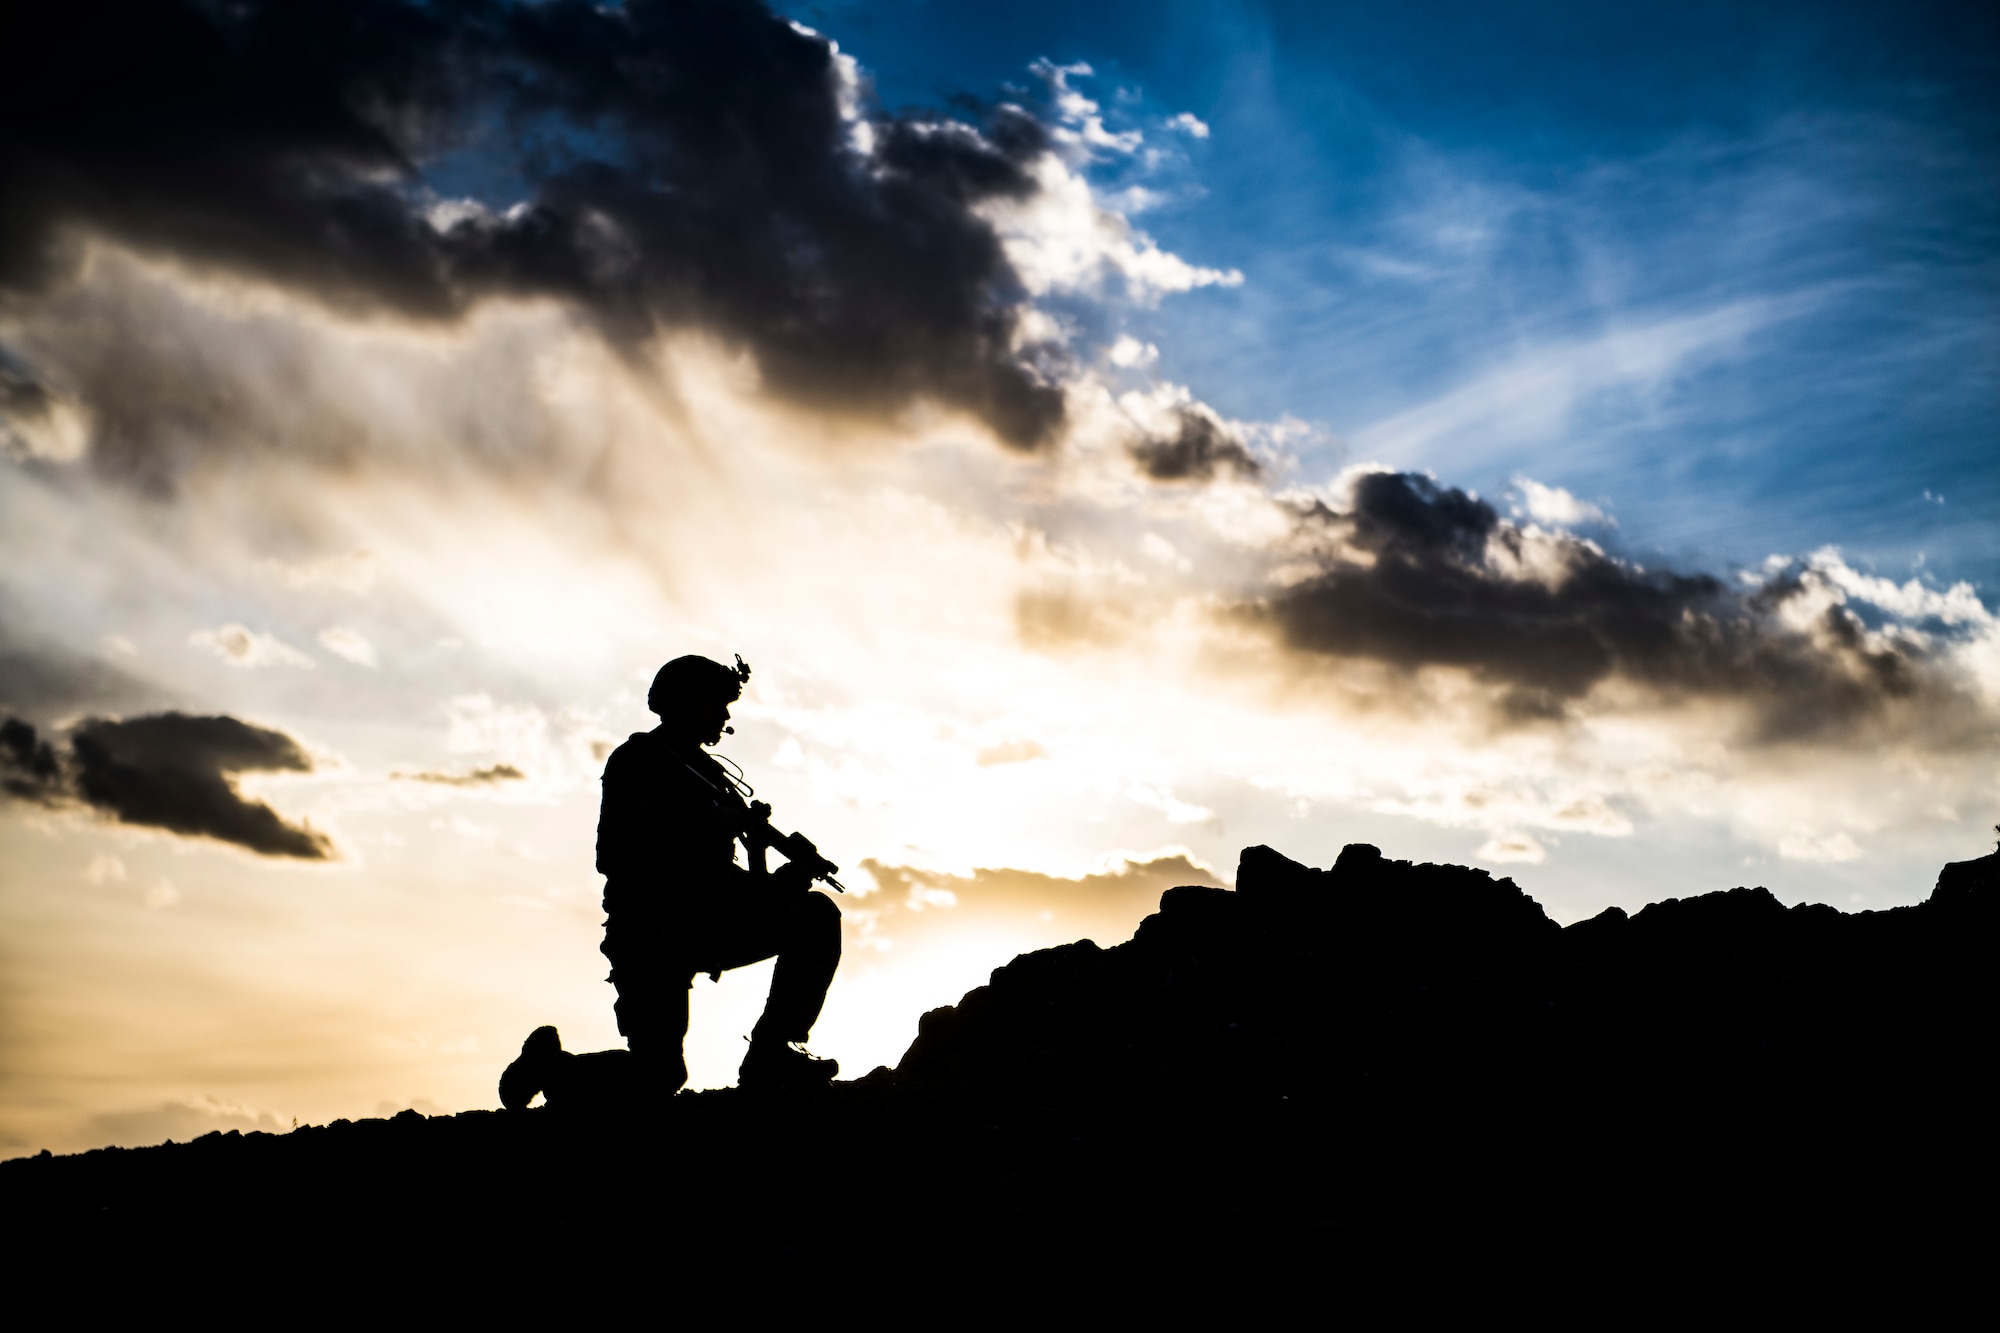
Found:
[7,842,1995,1313]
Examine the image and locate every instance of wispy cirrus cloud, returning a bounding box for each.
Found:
[1347,295,1820,469]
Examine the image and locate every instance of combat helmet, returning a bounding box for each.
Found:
[647,653,751,716]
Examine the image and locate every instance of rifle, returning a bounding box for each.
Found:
[740,800,845,893]
[682,760,845,892]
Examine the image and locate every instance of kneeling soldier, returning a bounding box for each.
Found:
[502,653,841,1107]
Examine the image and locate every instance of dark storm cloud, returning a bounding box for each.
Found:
[0,0,1063,447]
[0,718,62,803]
[1259,471,1982,742]
[0,712,332,859]
[1130,408,1261,482]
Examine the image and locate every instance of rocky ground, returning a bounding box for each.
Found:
[8,843,1994,1315]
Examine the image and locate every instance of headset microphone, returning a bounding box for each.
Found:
[724,725,735,734]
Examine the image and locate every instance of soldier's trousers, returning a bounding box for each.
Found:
[604,887,841,1055]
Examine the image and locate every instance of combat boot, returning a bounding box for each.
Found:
[498,1025,564,1111]
[737,1039,838,1091]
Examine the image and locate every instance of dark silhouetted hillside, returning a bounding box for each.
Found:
[7,843,1994,1315]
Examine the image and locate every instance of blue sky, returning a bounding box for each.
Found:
[802,0,1998,591]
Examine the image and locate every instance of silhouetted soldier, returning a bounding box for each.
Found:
[592,654,842,1095]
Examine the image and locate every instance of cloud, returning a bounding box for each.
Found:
[855,851,1222,945]
[1778,830,1863,863]
[1108,382,1262,482]
[190,624,315,670]
[1130,406,1262,482]
[974,739,1045,767]
[1124,783,1216,826]
[0,0,1275,523]
[1164,113,1211,140]
[0,349,88,461]
[1140,533,1192,573]
[1032,61,1143,156]
[1511,477,1611,528]
[987,152,1244,303]
[0,716,62,802]
[79,1096,286,1150]
[0,0,1065,448]
[71,714,332,859]
[1108,335,1159,368]
[1255,469,1998,744]
[1805,549,1989,626]
[0,624,164,718]
[394,763,526,787]
[1014,588,1134,651]
[318,627,377,668]
[1477,831,1548,865]
[0,713,332,859]
[1349,297,1808,465]
[260,551,381,594]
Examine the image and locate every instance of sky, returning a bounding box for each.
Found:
[2,0,1995,1156]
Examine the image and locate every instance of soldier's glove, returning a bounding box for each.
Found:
[771,860,815,894]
